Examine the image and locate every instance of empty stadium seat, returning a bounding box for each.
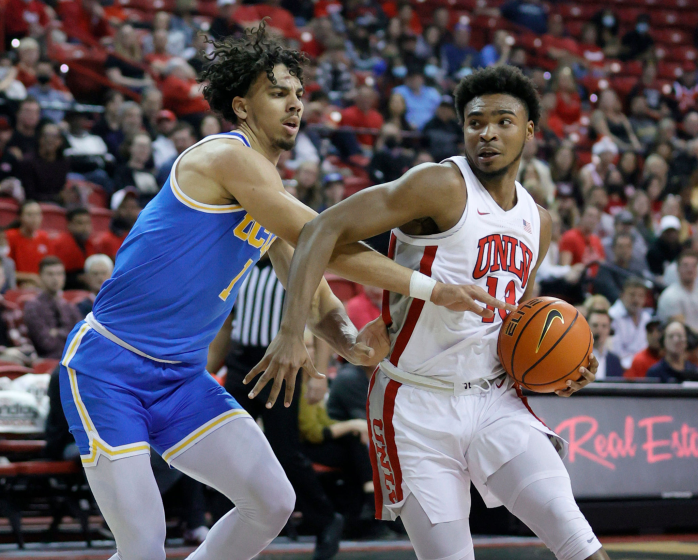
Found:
[38,204,67,232]
[653,28,691,45]
[657,61,684,79]
[89,207,113,234]
[32,359,60,374]
[3,288,40,309]
[0,365,33,379]
[664,45,698,63]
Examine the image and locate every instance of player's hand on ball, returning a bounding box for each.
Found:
[555,353,598,397]
[244,330,325,409]
[430,283,517,318]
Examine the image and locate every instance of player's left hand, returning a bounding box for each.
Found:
[244,331,325,409]
[555,353,598,397]
[352,316,390,367]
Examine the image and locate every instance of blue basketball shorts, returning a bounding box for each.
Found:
[60,322,250,468]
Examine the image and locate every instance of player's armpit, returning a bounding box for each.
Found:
[519,206,552,303]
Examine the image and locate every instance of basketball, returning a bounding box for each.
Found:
[497,297,593,393]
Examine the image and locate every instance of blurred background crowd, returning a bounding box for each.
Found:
[0,0,698,552]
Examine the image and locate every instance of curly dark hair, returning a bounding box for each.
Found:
[453,66,541,127]
[199,20,307,124]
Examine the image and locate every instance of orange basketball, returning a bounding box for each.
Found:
[497,297,593,393]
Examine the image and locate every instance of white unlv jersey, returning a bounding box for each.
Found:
[383,156,541,385]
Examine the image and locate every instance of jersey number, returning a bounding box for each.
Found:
[482,276,516,324]
[219,259,253,301]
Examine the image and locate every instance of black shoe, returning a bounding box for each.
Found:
[313,513,344,560]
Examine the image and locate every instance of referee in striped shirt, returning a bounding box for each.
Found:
[208,255,344,560]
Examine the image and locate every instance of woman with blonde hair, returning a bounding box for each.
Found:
[106,24,153,92]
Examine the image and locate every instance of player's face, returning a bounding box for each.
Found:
[462,94,533,180]
[244,64,304,152]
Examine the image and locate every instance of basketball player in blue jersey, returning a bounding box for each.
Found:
[59,22,510,560]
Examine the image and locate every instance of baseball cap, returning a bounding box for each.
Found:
[323,172,344,185]
[659,215,681,234]
[614,210,634,224]
[592,136,619,156]
[156,110,177,123]
[111,187,139,211]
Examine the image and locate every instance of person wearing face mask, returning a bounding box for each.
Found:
[52,208,97,290]
[620,15,654,62]
[26,60,73,123]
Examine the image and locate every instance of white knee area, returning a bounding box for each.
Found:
[510,477,600,560]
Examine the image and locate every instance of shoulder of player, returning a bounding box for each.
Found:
[536,204,552,231]
[184,137,277,179]
[400,162,464,197]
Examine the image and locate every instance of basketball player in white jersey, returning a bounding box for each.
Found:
[248,66,609,560]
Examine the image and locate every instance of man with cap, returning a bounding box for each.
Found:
[392,68,442,130]
[624,317,662,378]
[657,249,698,332]
[602,209,648,274]
[93,188,142,261]
[646,215,682,276]
[152,110,179,169]
[422,96,463,162]
[579,136,617,193]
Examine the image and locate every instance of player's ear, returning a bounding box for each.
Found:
[526,121,535,141]
[232,96,248,122]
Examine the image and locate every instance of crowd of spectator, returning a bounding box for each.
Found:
[1,0,698,550]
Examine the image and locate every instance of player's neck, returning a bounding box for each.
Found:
[478,172,519,211]
[236,123,282,165]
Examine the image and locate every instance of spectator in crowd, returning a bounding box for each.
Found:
[106,24,153,92]
[0,266,36,365]
[15,39,64,92]
[316,38,355,102]
[384,92,412,133]
[579,136,617,195]
[608,276,652,369]
[52,208,96,290]
[5,200,53,285]
[559,205,605,276]
[517,137,555,206]
[340,86,383,148]
[76,253,113,317]
[441,22,479,79]
[160,58,210,126]
[0,230,17,293]
[209,0,240,40]
[602,210,648,274]
[620,14,654,62]
[595,233,643,303]
[65,111,110,158]
[322,173,346,210]
[156,123,197,185]
[26,60,73,123]
[140,88,164,136]
[422,97,462,163]
[647,215,683,277]
[3,0,52,48]
[144,29,174,78]
[93,187,141,260]
[293,161,323,211]
[392,68,441,130]
[551,67,581,128]
[23,256,82,358]
[17,122,70,204]
[0,118,24,204]
[113,133,159,202]
[628,61,668,122]
[646,320,698,382]
[91,91,124,143]
[479,30,512,69]
[7,97,41,160]
[105,101,144,160]
[590,90,642,154]
[55,0,112,44]
[368,123,413,183]
[499,0,547,34]
[657,249,698,331]
[592,9,621,58]
[624,317,662,378]
[151,110,179,170]
[628,96,658,151]
[588,309,623,379]
[200,115,222,138]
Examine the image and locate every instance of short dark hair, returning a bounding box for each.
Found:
[39,256,64,273]
[200,20,307,124]
[622,276,648,292]
[170,122,195,138]
[67,207,90,222]
[678,249,698,264]
[453,65,541,126]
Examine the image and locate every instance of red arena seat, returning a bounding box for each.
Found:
[38,204,68,233]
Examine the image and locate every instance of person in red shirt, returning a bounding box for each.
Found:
[160,59,210,124]
[624,319,662,378]
[55,0,112,45]
[93,188,141,261]
[341,86,384,148]
[344,285,382,331]
[143,29,173,78]
[553,67,581,126]
[232,0,300,39]
[5,200,54,286]
[15,38,70,93]
[559,205,606,276]
[3,0,52,47]
[52,208,96,290]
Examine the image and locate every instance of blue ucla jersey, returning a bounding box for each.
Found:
[91,132,276,365]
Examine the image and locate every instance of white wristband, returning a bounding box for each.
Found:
[409,271,437,301]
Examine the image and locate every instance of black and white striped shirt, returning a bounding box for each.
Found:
[231,258,285,348]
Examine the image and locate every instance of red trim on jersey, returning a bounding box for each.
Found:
[366,368,383,519]
[514,383,550,429]
[381,233,397,327]
[389,245,438,367]
[383,379,403,503]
